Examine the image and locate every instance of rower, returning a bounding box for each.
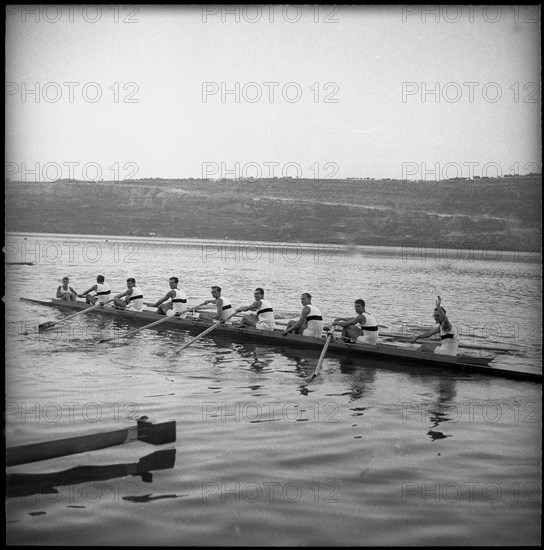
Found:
[283,292,323,338]
[333,299,379,345]
[56,277,78,302]
[234,287,275,331]
[148,277,187,317]
[78,275,112,306]
[409,296,459,356]
[113,278,144,312]
[198,286,235,324]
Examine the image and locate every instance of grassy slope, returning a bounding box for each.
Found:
[5,176,542,250]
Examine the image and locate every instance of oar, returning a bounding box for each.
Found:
[380,332,519,353]
[144,301,210,312]
[100,301,216,343]
[39,299,114,331]
[175,311,236,354]
[99,314,177,344]
[7,416,175,467]
[305,330,334,383]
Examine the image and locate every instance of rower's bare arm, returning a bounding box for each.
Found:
[236,300,258,313]
[293,306,310,330]
[153,291,173,308]
[56,286,63,298]
[241,300,260,313]
[333,316,348,325]
[79,284,96,297]
[410,327,440,343]
[339,315,361,328]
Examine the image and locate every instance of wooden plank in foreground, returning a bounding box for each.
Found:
[7,416,176,467]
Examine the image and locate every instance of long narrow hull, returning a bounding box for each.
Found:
[19,298,542,383]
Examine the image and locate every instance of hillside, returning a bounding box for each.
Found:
[5,175,542,251]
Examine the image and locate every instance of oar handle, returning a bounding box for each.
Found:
[176,311,236,353]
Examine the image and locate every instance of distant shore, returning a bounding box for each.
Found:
[5,175,542,253]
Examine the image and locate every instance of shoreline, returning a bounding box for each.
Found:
[5,231,541,262]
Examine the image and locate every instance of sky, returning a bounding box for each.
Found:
[5,4,542,181]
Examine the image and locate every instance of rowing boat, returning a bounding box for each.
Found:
[20,297,542,383]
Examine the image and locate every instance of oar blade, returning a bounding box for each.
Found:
[38,321,56,331]
[137,417,176,445]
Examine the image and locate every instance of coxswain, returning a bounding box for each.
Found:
[147,277,188,317]
[56,277,78,302]
[113,278,144,311]
[78,275,112,306]
[333,299,379,345]
[234,287,275,331]
[283,293,323,338]
[409,296,459,356]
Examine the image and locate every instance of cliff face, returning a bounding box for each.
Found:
[5,176,542,251]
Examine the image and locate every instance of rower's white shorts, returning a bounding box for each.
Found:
[126,304,143,312]
[434,341,458,356]
[256,321,275,331]
[356,333,378,346]
[303,326,323,338]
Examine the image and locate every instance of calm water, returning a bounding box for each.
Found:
[5,233,542,545]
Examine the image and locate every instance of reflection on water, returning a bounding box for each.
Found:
[426,377,457,441]
[7,449,176,499]
[5,234,542,546]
